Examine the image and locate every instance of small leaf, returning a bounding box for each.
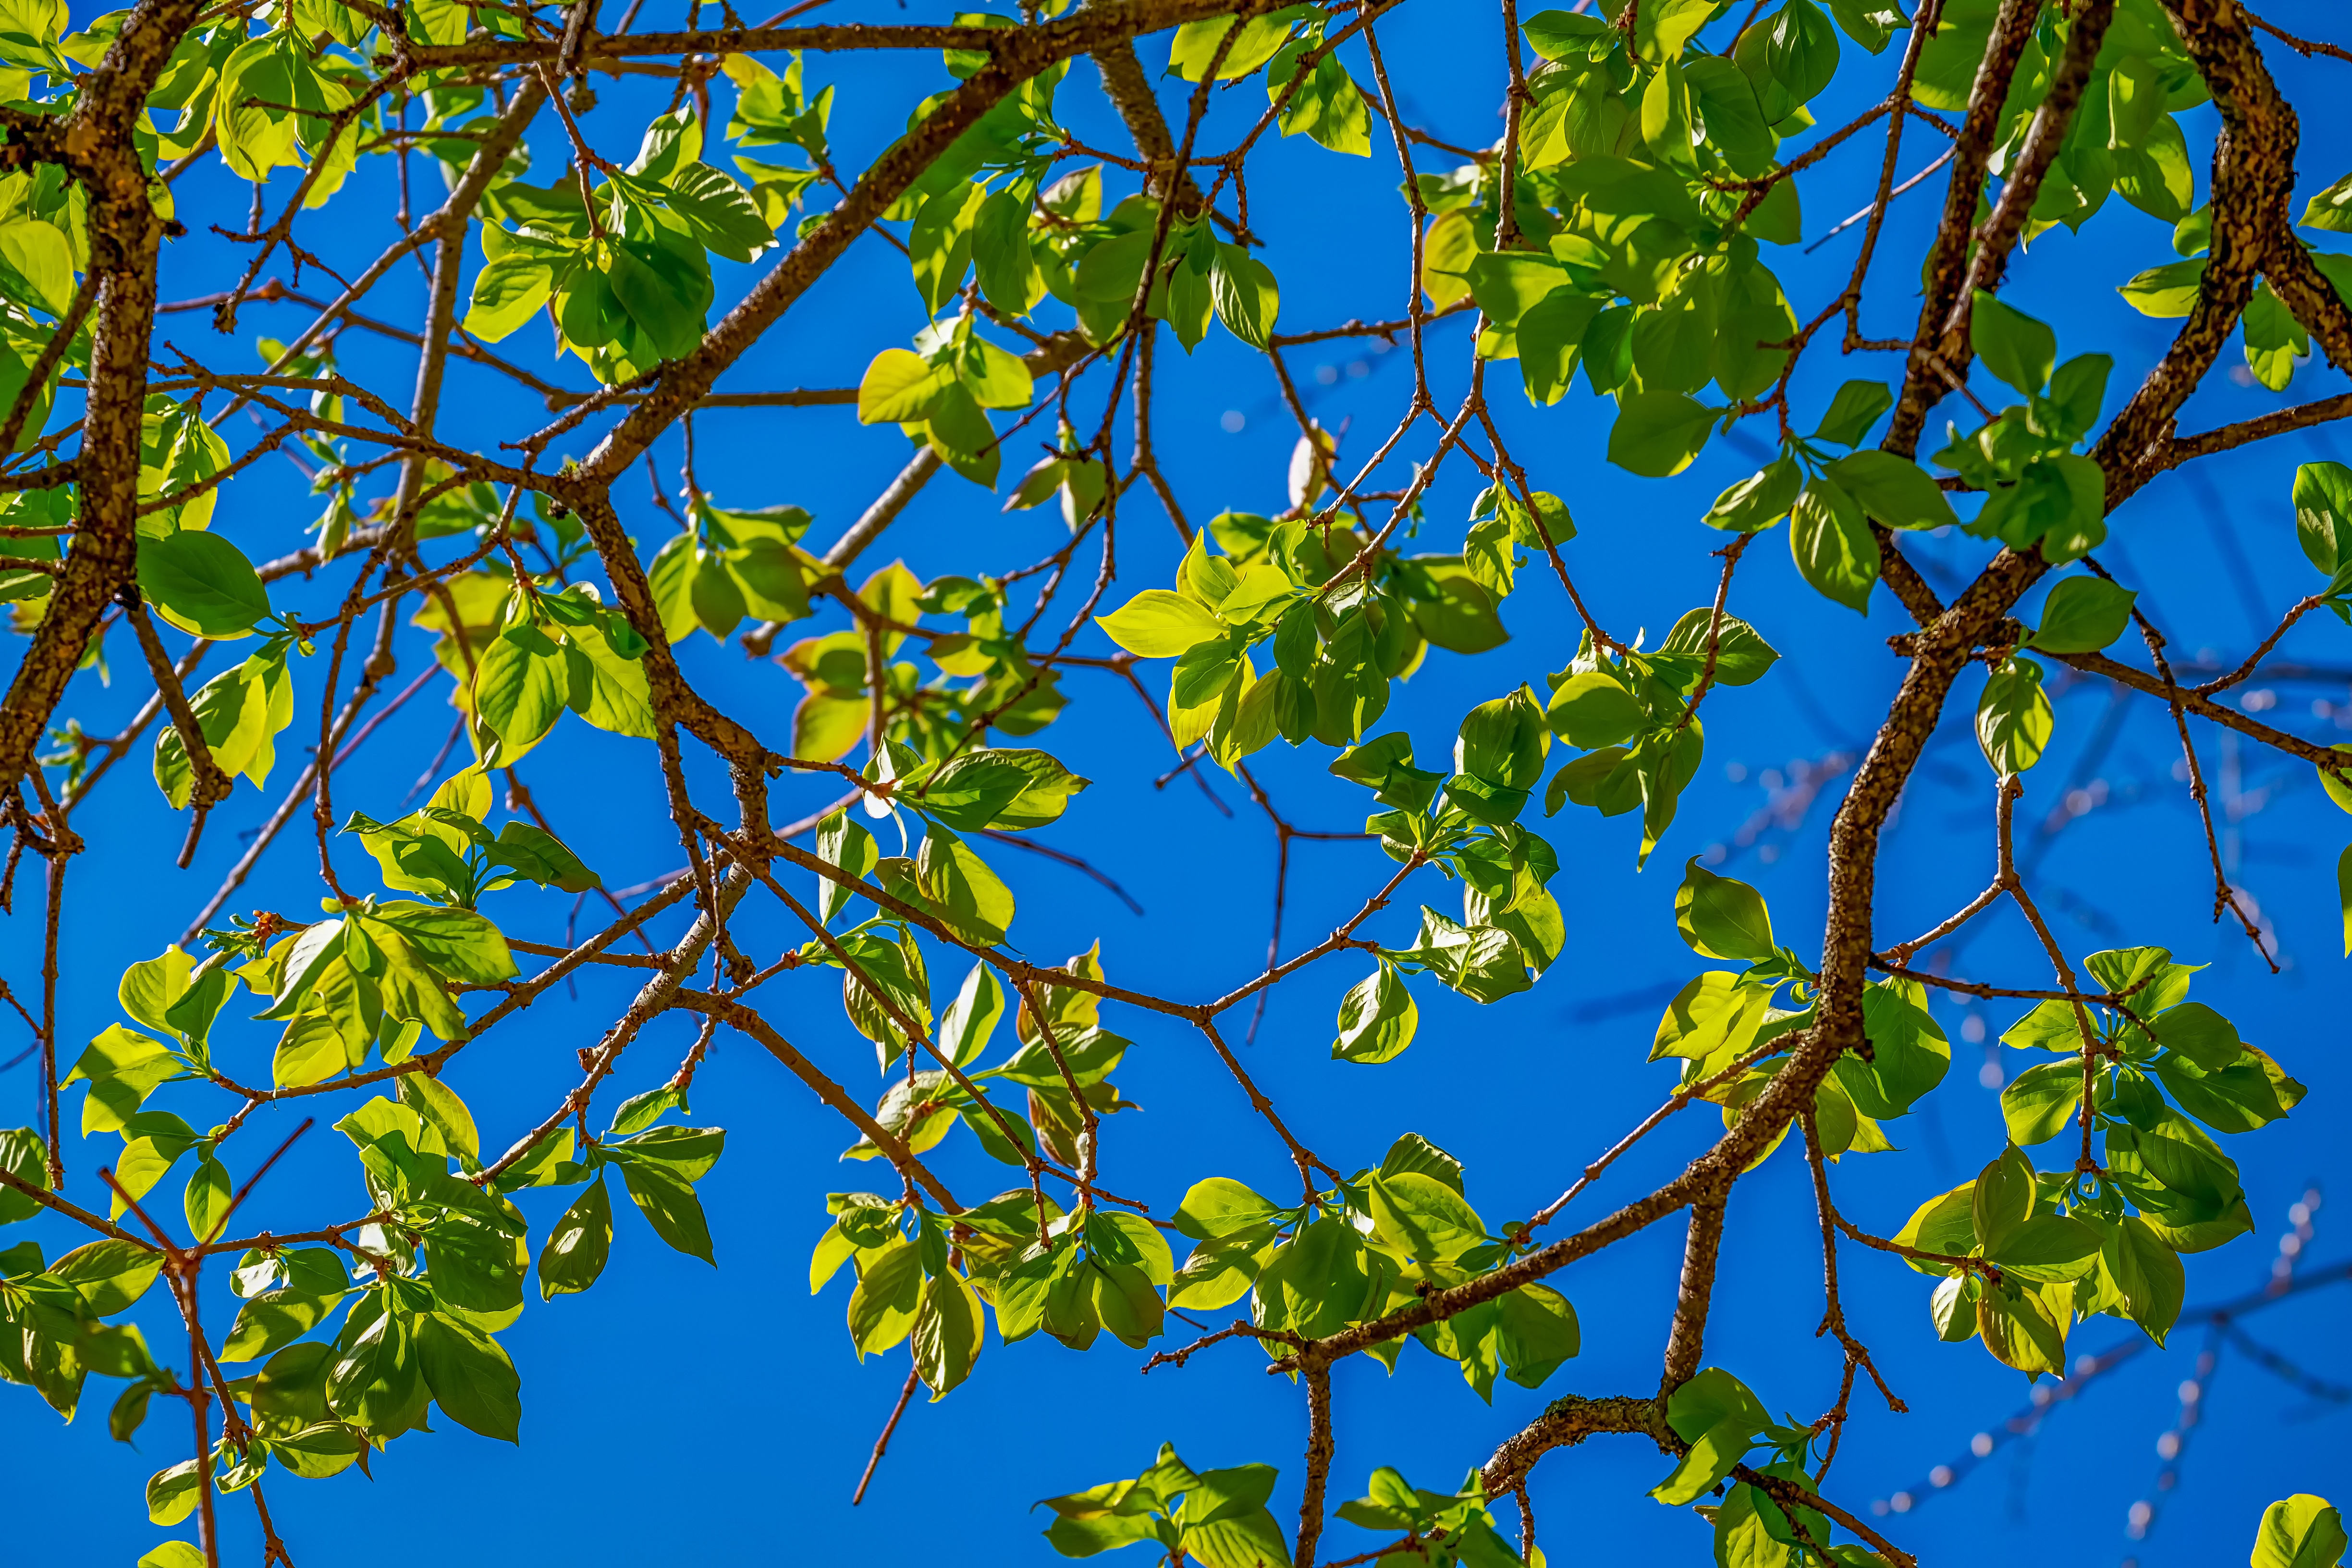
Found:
[1208,245,1279,349]
[1674,859,1775,962]
[1789,477,1879,612]
[1976,656,2053,775]
[138,531,270,639]
[2116,257,2206,319]
[2029,576,2137,654]
[1332,966,1418,1065]
[1971,289,2057,394]
[1096,589,1224,659]
[538,1176,613,1299]
[1822,450,1958,531]
[1811,379,1893,447]
[2252,1495,2349,1568]
[1607,391,1716,477]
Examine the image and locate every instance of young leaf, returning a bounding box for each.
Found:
[2029,575,2137,654]
[1789,477,1879,612]
[538,1176,613,1299]
[1976,656,2053,775]
[1970,289,2057,395]
[1674,859,1775,962]
[1821,450,1959,531]
[1811,379,1893,447]
[1332,965,1418,1064]
[2252,1497,2349,1568]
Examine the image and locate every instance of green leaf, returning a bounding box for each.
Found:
[486,821,600,894]
[221,1284,344,1361]
[2292,462,2352,593]
[139,1542,207,1568]
[1821,450,1958,531]
[1367,1170,1486,1265]
[913,1268,985,1397]
[1641,55,1697,172]
[417,1311,521,1441]
[1970,289,2056,394]
[617,1157,714,1263]
[537,1175,612,1298]
[1651,1367,1769,1504]
[1812,379,1893,447]
[271,1421,367,1480]
[1456,685,1551,792]
[2302,172,2352,233]
[1174,1178,1285,1241]
[1998,1059,2082,1146]
[1995,1214,2102,1282]
[138,530,270,639]
[2029,575,2137,653]
[1675,859,1774,961]
[1704,456,1802,534]
[2253,1496,2349,1568]
[2155,1043,2303,1135]
[2147,1001,2242,1071]
[1789,477,1879,612]
[2341,844,2352,958]
[1495,1283,1580,1388]
[921,748,1091,833]
[1607,391,1716,477]
[326,1301,422,1433]
[147,1459,201,1526]
[118,947,205,1035]
[182,1152,231,1243]
[471,620,570,765]
[398,1072,480,1165]
[1208,245,1279,348]
[1756,0,1840,99]
[0,1126,47,1224]
[2101,1214,2184,1346]
[50,1237,163,1314]
[465,249,562,343]
[2244,280,2308,392]
[939,962,1004,1069]
[2323,745,2352,816]
[1686,55,1776,175]
[1169,12,1298,81]
[914,823,1016,946]
[1097,589,1223,659]
[2117,257,2207,318]
[1836,984,1950,1117]
[1966,1146,2039,1261]
[1545,670,1644,748]
[1976,656,2052,775]
[1518,288,1603,404]
[1651,972,1772,1064]
[858,346,954,424]
[2044,353,2114,441]
[847,1239,923,1357]
[1657,609,1779,685]
[1825,0,1906,51]
[1332,965,1418,1064]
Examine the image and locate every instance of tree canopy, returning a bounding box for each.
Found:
[0,0,2346,1563]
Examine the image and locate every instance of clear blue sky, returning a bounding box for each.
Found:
[4,2,2348,1564]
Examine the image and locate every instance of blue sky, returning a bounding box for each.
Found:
[4,2,2350,1564]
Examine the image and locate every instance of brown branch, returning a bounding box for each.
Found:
[850,1367,921,1506]
[1799,1111,1908,1467]
[123,601,232,867]
[1656,1188,1728,1400]
[1480,1393,1662,1499]
[1297,1364,1336,1568]
[1939,0,2116,338]
[1884,0,2042,456]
